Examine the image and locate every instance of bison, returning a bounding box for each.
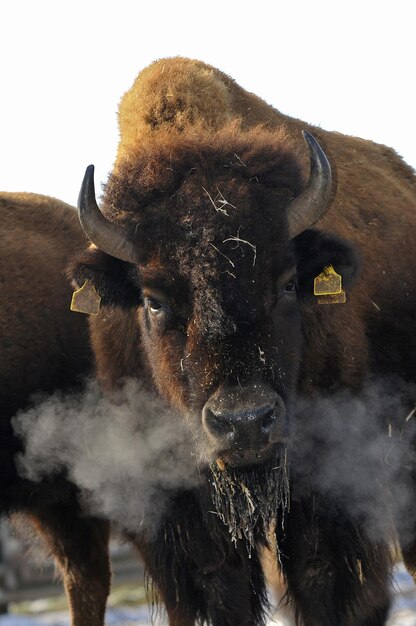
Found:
[0,193,111,625]
[69,57,416,625]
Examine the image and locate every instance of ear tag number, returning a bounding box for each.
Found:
[314,265,346,305]
[71,281,101,315]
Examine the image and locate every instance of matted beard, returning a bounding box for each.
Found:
[208,445,290,549]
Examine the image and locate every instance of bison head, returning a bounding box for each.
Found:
[70,127,358,477]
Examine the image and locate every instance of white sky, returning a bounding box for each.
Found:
[1,1,415,207]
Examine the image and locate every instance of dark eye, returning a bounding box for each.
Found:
[283,280,297,294]
[145,297,163,315]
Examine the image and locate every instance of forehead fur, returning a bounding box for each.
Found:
[103,122,305,224]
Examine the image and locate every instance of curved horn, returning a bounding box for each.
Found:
[78,165,137,264]
[287,131,332,239]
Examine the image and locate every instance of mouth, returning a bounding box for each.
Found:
[216,442,282,469]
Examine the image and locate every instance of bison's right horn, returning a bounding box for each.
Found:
[78,165,137,264]
[286,131,332,239]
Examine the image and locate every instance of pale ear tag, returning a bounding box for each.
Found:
[314,265,346,305]
[70,281,101,315]
[314,264,342,296]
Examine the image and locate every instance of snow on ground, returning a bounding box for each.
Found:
[1,564,415,626]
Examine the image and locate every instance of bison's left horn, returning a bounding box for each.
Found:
[78,165,137,264]
[287,131,332,239]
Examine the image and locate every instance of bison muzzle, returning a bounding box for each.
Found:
[202,382,287,465]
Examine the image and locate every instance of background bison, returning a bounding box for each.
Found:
[0,193,111,626]
[67,57,416,625]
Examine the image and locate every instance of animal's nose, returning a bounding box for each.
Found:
[202,384,286,449]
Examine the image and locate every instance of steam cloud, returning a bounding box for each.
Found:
[12,379,200,536]
[293,377,416,546]
[11,375,416,548]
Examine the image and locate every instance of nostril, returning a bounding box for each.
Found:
[203,408,233,438]
[261,409,277,434]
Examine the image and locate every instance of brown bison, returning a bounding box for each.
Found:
[0,193,111,625]
[70,57,416,625]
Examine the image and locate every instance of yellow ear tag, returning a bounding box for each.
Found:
[314,265,346,305]
[70,281,101,315]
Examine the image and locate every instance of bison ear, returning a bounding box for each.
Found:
[292,229,361,299]
[67,246,142,309]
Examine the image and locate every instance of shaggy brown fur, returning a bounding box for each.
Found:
[71,57,416,625]
[0,193,110,626]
